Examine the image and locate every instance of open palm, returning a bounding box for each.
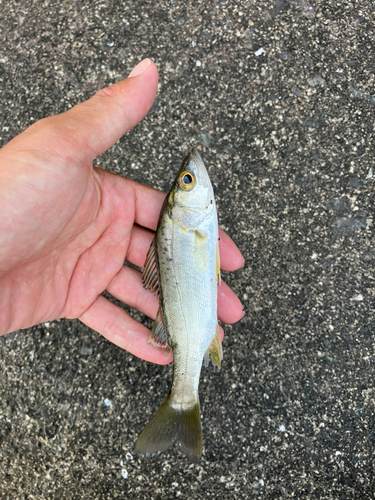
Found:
[0,60,244,364]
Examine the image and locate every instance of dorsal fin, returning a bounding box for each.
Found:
[142,236,159,296]
[143,237,171,355]
[148,306,171,355]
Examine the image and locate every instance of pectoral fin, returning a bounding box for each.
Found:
[142,236,159,296]
[216,240,221,285]
[194,230,209,274]
[204,325,223,369]
[148,306,171,356]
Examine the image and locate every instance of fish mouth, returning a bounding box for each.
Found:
[172,147,214,217]
[187,147,210,186]
[190,147,203,164]
[178,148,203,177]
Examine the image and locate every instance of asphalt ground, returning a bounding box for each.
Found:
[0,1,374,498]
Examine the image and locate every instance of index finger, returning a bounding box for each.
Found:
[128,178,165,231]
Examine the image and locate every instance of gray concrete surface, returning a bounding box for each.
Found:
[0,0,374,498]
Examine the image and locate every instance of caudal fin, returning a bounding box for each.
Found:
[135,394,202,461]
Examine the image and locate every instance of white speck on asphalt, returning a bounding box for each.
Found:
[121,469,128,479]
[255,47,264,56]
[104,399,111,407]
[352,294,364,301]
[196,60,201,67]
[278,424,286,432]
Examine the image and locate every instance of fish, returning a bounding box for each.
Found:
[135,148,222,461]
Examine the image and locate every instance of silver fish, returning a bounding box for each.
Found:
[135,148,222,461]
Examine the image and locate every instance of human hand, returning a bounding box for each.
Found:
[0,59,244,364]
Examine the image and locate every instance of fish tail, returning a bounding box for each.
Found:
[135,394,202,461]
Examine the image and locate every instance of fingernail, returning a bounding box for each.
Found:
[128,58,151,78]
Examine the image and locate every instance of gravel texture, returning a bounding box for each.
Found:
[0,1,374,498]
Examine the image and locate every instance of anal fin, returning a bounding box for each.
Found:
[204,325,223,369]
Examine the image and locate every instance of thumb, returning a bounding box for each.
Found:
[33,58,158,164]
[66,58,158,160]
[2,59,158,166]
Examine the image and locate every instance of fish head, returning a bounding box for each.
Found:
[168,149,215,227]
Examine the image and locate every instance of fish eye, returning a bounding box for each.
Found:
[178,171,196,191]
